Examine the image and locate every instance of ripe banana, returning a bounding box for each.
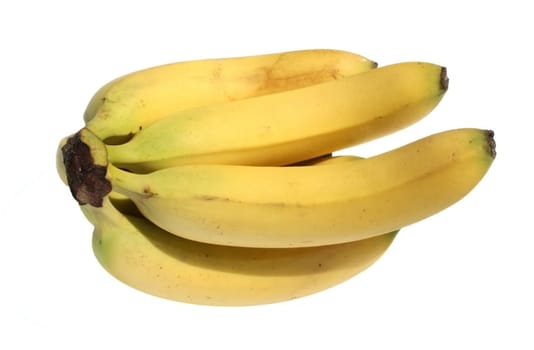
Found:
[80,195,397,306]
[84,49,377,142]
[109,155,361,217]
[107,155,361,216]
[106,61,448,172]
[109,128,495,248]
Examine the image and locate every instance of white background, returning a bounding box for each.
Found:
[1,0,532,349]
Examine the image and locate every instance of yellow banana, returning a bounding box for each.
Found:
[80,195,397,306]
[106,154,358,215]
[109,128,495,248]
[84,49,377,142]
[106,62,448,172]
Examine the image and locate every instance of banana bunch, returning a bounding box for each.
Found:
[57,49,496,306]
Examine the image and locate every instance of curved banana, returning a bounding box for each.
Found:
[109,128,495,248]
[106,62,448,172]
[84,49,377,142]
[106,154,361,215]
[80,195,397,306]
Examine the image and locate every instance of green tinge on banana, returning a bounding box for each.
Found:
[82,196,397,306]
[108,128,495,248]
[105,62,448,172]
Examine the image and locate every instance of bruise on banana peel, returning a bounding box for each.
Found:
[61,128,111,207]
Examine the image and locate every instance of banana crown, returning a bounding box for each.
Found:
[60,128,111,207]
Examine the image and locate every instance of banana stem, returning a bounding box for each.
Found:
[61,129,111,207]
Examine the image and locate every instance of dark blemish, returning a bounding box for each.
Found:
[143,186,155,198]
[196,195,225,201]
[61,131,111,207]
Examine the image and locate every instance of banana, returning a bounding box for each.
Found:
[109,128,495,248]
[84,49,377,142]
[108,153,362,215]
[80,195,397,306]
[106,62,448,172]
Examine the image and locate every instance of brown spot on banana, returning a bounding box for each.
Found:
[143,186,156,198]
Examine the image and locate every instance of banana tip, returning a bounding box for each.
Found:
[486,129,497,159]
[440,67,449,91]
